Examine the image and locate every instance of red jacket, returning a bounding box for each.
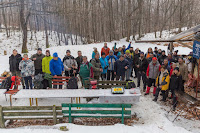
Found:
[101,47,110,56]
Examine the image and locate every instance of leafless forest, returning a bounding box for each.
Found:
[0,0,199,52]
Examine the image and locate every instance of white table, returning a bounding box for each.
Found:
[13,89,141,105]
[0,89,6,94]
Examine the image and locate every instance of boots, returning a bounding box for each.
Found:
[145,87,150,95]
[153,87,156,96]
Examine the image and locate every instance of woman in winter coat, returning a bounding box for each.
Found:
[169,67,183,111]
[92,47,100,59]
[153,65,170,102]
[19,54,35,89]
[100,52,109,80]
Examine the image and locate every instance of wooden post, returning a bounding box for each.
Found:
[170,42,173,53]
[29,98,32,106]
[9,95,12,106]
[35,98,38,106]
[121,105,124,124]
[53,105,57,125]
[0,106,5,128]
[196,59,200,98]
[69,104,72,123]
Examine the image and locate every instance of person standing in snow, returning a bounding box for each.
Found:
[91,53,103,80]
[100,52,109,80]
[133,49,140,78]
[63,50,78,77]
[75,51,83,71]
[125,50,133,80]
[172,50,179,63]
[153,65,170,102]
[42,50,53,89]
[145,47,154,59]
[92,47,99,59]
[79,56,93,88]
[135,52,148,92]
[50,52,64,89]
[106,50,118,81]
[145,57,160,95]
[30,48,45,75]
[178,57,188,92]
[101,43,110,56]
[114,55,129,81]
[19,54,35,89]
[158,50,167,65]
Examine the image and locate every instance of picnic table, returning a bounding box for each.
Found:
[13,89,141,106]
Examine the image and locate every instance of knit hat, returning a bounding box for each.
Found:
[46,50,50,54]
[53,52,58,57]
[174,67,179,72]
[125,50,130,54]
[66,50,71,53]
[152,57,157,61]
[101,52,105,56]
[162,50,165,53]
[38,48,42,51]
[140,52,144,55]
[109,50,114,53]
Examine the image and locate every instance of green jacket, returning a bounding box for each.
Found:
[90,58,102,77]
[79,62,93,79]
[42,56,53,74]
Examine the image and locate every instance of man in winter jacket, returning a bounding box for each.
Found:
[79,56,93,88]
[19,54,35,89]
[178,57,188,92]
[50,52,64,89]
[63,50,78,77]
[158,50,167,65]
[153,65,170,102]
[122,42,131,54]
[42,50,53,89]
[172,50,179,63]
[163,58,171,73]
[75,51,83,70]
[133,49,140,78]
[135,52,148,91]
[100,52,109,80]
[145,57,160,95]
[101,43,110,56]
[31,48,45,75]
[125,50,133,80]
[114,55,129,81]
[106,50,118,80]
[9,49,22,76]
[169,67,183,111]
[91,53,103,80]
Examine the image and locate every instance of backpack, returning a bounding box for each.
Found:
[34,74,43,89]
[126,80,136,89]
[67,77,78,89]
[0,77,12,90]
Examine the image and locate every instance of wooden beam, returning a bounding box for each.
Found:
[135,39,193,43]
[176,41,193,49]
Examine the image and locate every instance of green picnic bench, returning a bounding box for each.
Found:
[62,103,132,124]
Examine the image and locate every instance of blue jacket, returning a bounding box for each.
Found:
[92,51,95,59]
[100,57,109,74]
[114,59,129,76]
[50,58,64,76]
[106,55,118,70]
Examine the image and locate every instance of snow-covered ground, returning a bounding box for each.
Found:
[0,29,198,133]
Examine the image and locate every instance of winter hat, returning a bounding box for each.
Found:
[46,50,50,54]
[101,52,106,56]
[125,50,130,54]
[174,67,179,72]
[109,50,114,53]
[53,52,58,57]
[38,48,42,51]
[66,50,71,53]
[162,50,165,53]
[175,50,178,53]
[140,52,144,55]
[152,57,157,61]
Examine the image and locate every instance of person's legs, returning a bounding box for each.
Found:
[172,90,178,110]
[125,69,129,80]
[116,75,120,81]
[141,72,147,91]
[128,67,132,79]
[153,87,161,101]
[28,76,33,89]
[107,70,111,80]
[58,75,63,89]
[161,90,167,101]
[134,67,138,78]
[43,79,48,89]
[145,78,152,94]
[137,71,141,87]
[181,80,185,92]
[121,75,125,81]
[152,79,156,95]
[23,77,29,89]
[111,70,115,80]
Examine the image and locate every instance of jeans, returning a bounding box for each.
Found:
[101,74,107,81]
[154,87,167,101]
[137,71,147,90]
[107,70,115,80]
[147,78,156,87]
[126,67,132,80]
[24,76,32,89]
[116,75,125,81]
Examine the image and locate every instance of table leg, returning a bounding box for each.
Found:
[29,98,32,106]
[79,97,81,109]
[10,95,12,106]
[71,98,72,103]
[76,98,78,109]
[36,98,38,106]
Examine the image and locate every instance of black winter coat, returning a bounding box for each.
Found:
[9,54,22,72]
[114,59,129,76]
[75,56,83,70]
[135,57,148,72]
[158,55,167,65]
[169,73,182,91]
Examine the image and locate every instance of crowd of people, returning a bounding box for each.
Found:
[4,42,195,110]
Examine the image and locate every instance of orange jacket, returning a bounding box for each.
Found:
[101,47,110,56]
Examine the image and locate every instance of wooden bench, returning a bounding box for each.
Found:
[62,103,132,124]
[85,80,127,89]
[52,76,70,86]
[0,105,62,128]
